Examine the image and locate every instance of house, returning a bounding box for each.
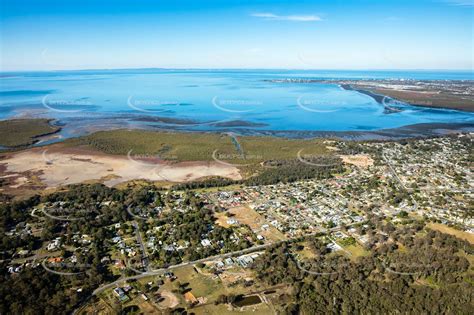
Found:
[201,239,212,247]
[236,255,254,268]
[327,243,342,252]
[115,260,126,269]
[8,265,22,273]
[184,292,198,304]
[17,249,29,256]
[113,288,124,297]
[47,257,64,264]
[227,218,238,225]
[163,245,175,252]
[47,238,61,251]
[113,287,129,302]
[100,256,110,264]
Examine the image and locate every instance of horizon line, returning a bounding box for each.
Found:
[1,67,473,73]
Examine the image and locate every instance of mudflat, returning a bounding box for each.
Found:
[0,145,241,190]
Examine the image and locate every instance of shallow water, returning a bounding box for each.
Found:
[0,69,473,138]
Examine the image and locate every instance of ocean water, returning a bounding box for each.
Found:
[0,69,473,138]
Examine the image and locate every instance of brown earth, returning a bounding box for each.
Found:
[0,144,241,190]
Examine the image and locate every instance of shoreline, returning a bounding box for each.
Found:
[0,118,62,149]
[339,83,474,113]
[0,118,472,153]
[211,122,474,140]
[268,78,474,113]
[0,119,471,196]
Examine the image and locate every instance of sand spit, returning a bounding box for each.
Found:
[0,146,241,188]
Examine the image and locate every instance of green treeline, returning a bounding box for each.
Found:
[173,158,343,190]
[253,223,473,314]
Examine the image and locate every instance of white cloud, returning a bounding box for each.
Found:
[251,12,322,22]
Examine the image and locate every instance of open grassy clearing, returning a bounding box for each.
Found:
[78,298,114,315]
[215,205,287,241]
[427,223,474,245]
[0,119,60,147]
[193,302,274,315]
[294,242,317,260]
[171,265,223,299]
[344,244,370,259]
[112,264,283,314]
[126,298,159,314]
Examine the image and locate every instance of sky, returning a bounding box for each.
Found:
[0,0,473,71]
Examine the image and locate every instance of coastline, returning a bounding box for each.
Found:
[268,78,474,112]
[212,122,474,140]
[0,118,62,149]
[0,118,472,153]
[340,84,474,113]
[340,84,385,103]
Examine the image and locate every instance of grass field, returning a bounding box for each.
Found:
[0,119,60,147]
[69,129,330,164]
[193,302,274,315]
[171,265,223,298]
[344,244,370,259]
[294,241,317,260]
[215,205,287,241]
[427,223,474,245]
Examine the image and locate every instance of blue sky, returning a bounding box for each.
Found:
[0,0,472,70]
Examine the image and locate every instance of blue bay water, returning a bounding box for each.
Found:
[0,69,473,137]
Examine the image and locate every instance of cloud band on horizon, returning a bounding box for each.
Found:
[251,12,322,22]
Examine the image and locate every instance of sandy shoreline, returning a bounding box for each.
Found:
[0,145,241,190]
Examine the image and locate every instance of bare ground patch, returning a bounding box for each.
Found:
[0,145,241,190]
[217,205,286,242]
[340,154,374,167]
[158,290,179,309]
